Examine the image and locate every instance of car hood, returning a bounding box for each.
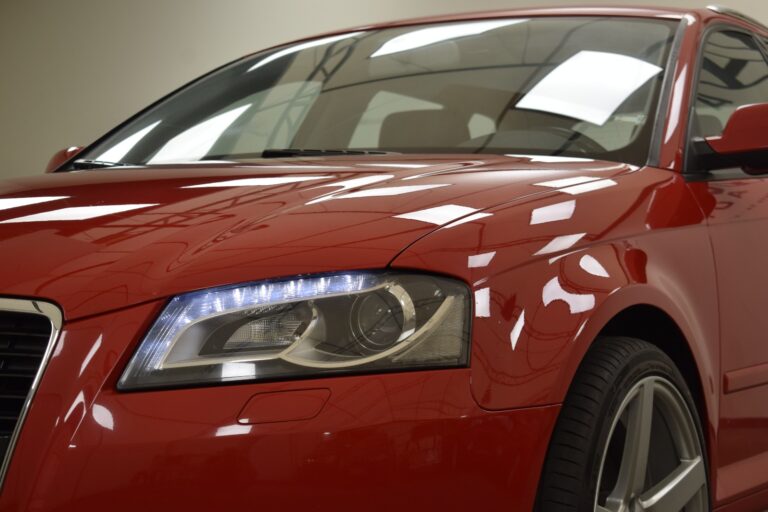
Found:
[0,155,633,320]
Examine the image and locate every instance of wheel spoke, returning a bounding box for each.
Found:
[636,456,706,512]
[605,380,655,508]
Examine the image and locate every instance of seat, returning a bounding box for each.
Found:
[379,109,470,149]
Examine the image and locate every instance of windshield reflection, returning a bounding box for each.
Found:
[75,16,676,169]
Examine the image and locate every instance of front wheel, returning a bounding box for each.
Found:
[536,337,709,512]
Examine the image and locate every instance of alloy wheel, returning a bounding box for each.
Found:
[594,376,708,512]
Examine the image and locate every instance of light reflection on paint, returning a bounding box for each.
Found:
[534,233,586,256]
[445,211,492,228]
[184,176,328,188]
[530,200,576,225]
[358,163,430,169]
[0,196,68,212]
[395,204,480,225]
[474,287,491,318]
[506,154,593,163]
[510,310,525,351]
[215,424,253,437]
[542,277,595,314]
[79,336,102,377]
[64,391,86,423]
[306,175,394,204]
[534,176,600,188]
[468,251,496,268]
[1,204,158,223]
[92,404,114,431]
[561,179,617,195]
[579,254,610,278]
[315,184,449,201]
[665,66,688,144]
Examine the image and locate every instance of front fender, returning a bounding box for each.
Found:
[389,168,718,430]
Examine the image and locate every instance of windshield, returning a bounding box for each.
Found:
[76,16,677,168]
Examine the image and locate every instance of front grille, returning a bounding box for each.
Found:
[0,311,52,462]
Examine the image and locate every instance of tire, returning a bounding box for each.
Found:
[535,336,709,512]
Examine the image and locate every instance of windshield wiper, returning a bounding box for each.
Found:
[261,148,390,158]
[72,159,135,170]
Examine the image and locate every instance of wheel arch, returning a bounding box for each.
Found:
[557,287,718,472]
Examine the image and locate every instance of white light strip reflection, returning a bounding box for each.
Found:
[542,277,595,314]
[579,254,610,278]
[506,154,593,163]
[510,310,525,351]
[530,200,575,225]
[319,175,394,190]
[468,251,496,268]
[1,204,158,223]
[358,163,430,169]
[184,176,328,188]
[306,175,394,204]
[474,287,491,318]
[248,32,364,72]
[95,121,162,163]
[0,196,68,212]
[149,104,251,164]
[534,176,600,188]
[561,179,617,195]
[534,233,586,256]
[395,204,479,225]
[325,184,448,200]
[517,51,663,126]
[215,424,253,437]
[445,212,492,228]
[372,19,526,58]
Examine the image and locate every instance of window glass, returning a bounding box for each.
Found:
[693,30,768,138]
[80,17,677,168]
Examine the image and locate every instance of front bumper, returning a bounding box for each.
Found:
[1,300,559,511]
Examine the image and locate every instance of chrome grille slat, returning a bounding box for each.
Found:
[0,299,62,493]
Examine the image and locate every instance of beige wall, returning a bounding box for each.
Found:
[1,0,765,178]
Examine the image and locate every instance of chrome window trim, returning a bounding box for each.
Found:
[0,298,63,492]
[706,5,768,33]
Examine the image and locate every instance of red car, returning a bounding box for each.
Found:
[3,5,768,511]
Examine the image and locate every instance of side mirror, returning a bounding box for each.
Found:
[46,146,83,173]
[699,103,768,174]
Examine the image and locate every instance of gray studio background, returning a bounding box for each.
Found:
[1,0,764,178]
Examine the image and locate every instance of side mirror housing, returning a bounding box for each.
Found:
[46,146,83,173]
[697,103,768,175]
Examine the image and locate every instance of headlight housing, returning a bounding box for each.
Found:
[118,272,471,390]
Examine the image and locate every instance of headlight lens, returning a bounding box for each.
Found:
[118,272,470,390]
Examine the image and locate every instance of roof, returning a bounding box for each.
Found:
[247,5,768,59]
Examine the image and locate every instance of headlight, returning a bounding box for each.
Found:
[118,272,471,390]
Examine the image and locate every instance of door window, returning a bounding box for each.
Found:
[692,30,768,139]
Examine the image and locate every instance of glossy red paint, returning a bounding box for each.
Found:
[0,300,558,511]
[45,146,83,173]
[4,5,768,512]
[705,103,768,157]
[0,156,634,320]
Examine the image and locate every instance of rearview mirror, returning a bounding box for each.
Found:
[46,146,83,173]
[697,103,768,174]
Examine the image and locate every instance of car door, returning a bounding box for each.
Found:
[687,26,768,503]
